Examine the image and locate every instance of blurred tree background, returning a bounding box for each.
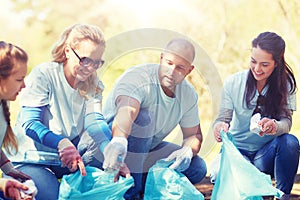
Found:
[1,0,299,163]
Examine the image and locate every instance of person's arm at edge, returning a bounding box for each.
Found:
[21,106,64,149]
[84,112,111,152]
[112,95,140,138]
[84,97,111,152]
[181,125,202,156]
[273,110,293,136]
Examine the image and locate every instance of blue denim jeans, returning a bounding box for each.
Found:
[239,134,299,195]
[107,109,207,199]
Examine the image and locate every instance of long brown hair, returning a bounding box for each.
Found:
[0,41,28,154]
[244,32,297,120]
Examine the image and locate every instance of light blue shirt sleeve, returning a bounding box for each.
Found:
[84,112,112,152]
[21,106,64,149]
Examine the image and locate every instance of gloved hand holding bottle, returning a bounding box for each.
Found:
[103,136,128,171]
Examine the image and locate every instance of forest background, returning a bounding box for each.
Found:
[1,0,300,173]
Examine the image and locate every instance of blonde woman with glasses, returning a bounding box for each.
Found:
[8,24,114,200]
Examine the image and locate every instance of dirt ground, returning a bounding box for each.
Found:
[194,174,300,200]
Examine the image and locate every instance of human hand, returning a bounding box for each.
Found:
[19,179,38,200]
[0,178,29,200]
[103,137,128,171]
[58,138,86,176]
[213,122,229,142]
[258,118,277,136]
[113,163,131,182]
[165,146,193,172]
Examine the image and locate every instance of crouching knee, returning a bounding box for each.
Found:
[184,156,207,184]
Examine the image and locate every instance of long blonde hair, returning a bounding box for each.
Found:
[51,23,105,98]
[0,41,28,154]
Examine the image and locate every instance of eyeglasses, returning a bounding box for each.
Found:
[71,48,104,69]
[252,95,265,115]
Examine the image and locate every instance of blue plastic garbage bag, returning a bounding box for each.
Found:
[58,166,134,200]
[144,159,204,200]
[211,130,284,200]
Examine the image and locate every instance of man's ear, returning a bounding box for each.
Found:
[160,53,163,60]
[188,65,195,74]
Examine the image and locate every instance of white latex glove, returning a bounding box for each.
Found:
[250,113,262,135]
[103,137,128,171]
[165,146,193,172]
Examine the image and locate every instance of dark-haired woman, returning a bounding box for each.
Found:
[213,32,298,200]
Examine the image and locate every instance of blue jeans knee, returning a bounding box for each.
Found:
[183,155,207,184]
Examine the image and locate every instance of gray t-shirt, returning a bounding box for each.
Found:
[103,63,200,149]
[10,62,104,161]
